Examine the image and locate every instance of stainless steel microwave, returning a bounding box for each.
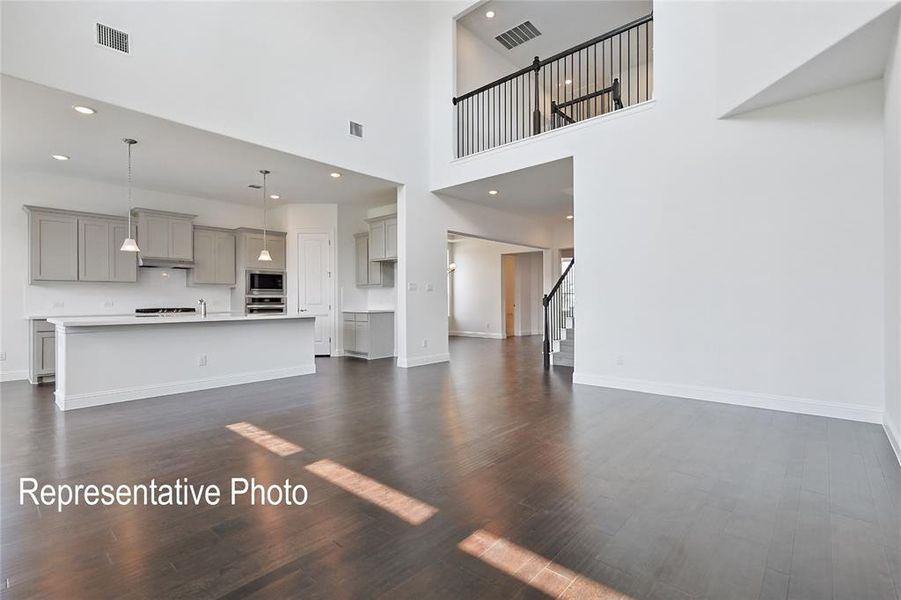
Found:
[246,270,285,295]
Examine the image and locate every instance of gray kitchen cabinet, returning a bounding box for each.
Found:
[78,217,137,282]
[25,206,135,283]
[29,319,56,383]
[366,215,397,262]
[354,232,394,287]
[110,221,138,282]
[28,208,79,282]
[342,312,394,360]
[133,208,196,262]
[169,218,194,260]
[189,227,236,286]
[237,229,287,271]
[385,219,398,259]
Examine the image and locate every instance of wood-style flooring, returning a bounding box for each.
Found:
[1,336,900,599]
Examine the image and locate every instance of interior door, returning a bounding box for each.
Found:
[298,232,332,355]
[504,255,516,337]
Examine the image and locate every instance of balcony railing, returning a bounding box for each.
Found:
[453,13,653,158]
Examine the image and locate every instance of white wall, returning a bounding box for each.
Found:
[456,21,518,95]
[448,238,541,338]
[426,2,889,423]
[884,12,901,456]
[0,1,431,186]
[0,170,261,380]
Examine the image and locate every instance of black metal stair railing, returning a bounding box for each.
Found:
[543,259,574,369]
[452,13,653,158]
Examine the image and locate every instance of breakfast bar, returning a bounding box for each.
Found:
[48,313,316,411]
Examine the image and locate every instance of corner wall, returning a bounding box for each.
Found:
[428,2,887,423]
[884,13,901,460]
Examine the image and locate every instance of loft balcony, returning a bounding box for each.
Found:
[452,12,654,158]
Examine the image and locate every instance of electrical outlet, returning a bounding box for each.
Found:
[52,302,64,309]
[486,323,491,330]
[103,300,114,308]
[421,339,428,348]
[199,355,208,367]
[426,283,434,292]
[0,352,6,361]
[408,282,418,292]
[616,354,624,366]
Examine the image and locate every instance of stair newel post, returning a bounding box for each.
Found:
[543,293,551,369]
[532,56,542,136]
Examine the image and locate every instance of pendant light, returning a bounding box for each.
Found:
[258,169,272,262]
[119,138,140,252]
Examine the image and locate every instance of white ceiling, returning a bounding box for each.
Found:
[458,0,653,70]
[435,157,573,218]
[1,76,398,206]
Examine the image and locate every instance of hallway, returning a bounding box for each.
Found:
[2,337,900,598]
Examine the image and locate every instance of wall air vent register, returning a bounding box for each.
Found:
[96,23,129,53]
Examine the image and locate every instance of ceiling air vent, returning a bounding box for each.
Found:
[96,23,129,54]
[349,121,363,138]
[495,21,541,50]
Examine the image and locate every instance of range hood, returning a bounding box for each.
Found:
[138,256,195,269]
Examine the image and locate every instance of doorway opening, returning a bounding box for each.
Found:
[447,232,545,340]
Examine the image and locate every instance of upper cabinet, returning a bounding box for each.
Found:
[188,226,236,286]
[78,217,138,282]
[235,228,287,271]
[354,232,394,287]
[132,208,196,263]
[25,206,136,283]
[366,215,397,262]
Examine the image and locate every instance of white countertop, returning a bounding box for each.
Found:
[342,309,395,314]
[48,313,315,328]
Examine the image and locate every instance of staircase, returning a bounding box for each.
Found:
[543,259,574,369]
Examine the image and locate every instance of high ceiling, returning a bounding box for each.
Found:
[1,76,398,206]
[434,157,573,219]
[457,0,653,70]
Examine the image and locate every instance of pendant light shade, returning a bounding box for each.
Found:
[120,138,140,253]
[258,169,272,261]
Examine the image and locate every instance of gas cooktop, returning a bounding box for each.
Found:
[135,307,197,317]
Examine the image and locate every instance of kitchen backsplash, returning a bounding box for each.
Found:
[25,268,232,316]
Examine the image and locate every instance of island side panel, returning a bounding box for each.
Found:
[54,318,315,410]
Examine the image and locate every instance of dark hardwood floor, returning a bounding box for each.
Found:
[2,336,900,599]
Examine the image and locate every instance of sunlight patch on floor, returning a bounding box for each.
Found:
[459,529,630,599]
[226,422,303,456]
[305,459,438,525]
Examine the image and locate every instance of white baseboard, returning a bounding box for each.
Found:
[449,330,504,339]
[0,370,28,383]
[332,349,346,357]
[884,417,901,468]
[397,353,450,368]
[572,372,883,424]
[56,364,316,411]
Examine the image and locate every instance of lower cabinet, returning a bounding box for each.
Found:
[29,320,56,384]
[342,312,394,360]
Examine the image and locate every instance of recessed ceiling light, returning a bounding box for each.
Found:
[485,10,495,18]
[270,194,280,200]
[488,190,498,195]
[51,154,70,161]
[330,172,341,178]
[566,215,573,220]
[72,105,96,115]
[565,79,572,85]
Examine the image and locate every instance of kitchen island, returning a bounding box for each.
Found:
[48,313,316,411]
